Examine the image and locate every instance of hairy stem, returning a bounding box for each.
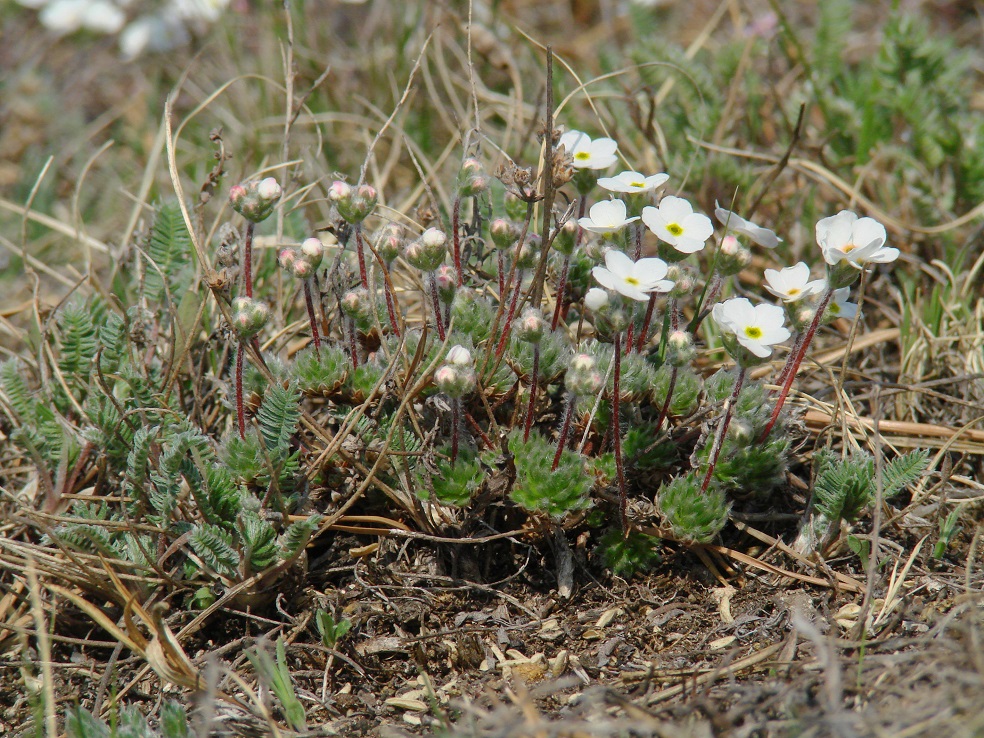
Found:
[552,393,576,471]
[654,366,678,430]
[494,268,524,360]
[451,398,461,467]
[550,254,571,331]
[758,286,833,443]
[243,221,255,297]
[523,343,540,441]
[429,273,446,341]
[637,293,658,352]
[700,366,746,494]
[347,317,359,370]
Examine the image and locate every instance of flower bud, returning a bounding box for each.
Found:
[666,264,696,298]
[458,157,488,197]
[300,237,324,269]
[231,296,270,339]
[333,181,378,223]
[516,235,540,270]
[278,247,298,272]
[376,224,404,264]
[340,288,372,321]
[434,364,476,398]
[446,345,473,367]
[489,218,518,250]
[666,330,695,367]
[715,234,752,276]
[566,353,602,396]
[405,228,447,272]
[515,308,546,344]
[292,258,313,279]
[727,420,754,446]
[434,264,457,305]
[584,288,610,313]
[553,217,578,256]
[504,192,526,221]
[230,178,281,223]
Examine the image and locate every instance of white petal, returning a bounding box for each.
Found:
[632,257,669,282]
[852,217,887,249]
[604,248,634,277]
[867,246,899,263]
[658,195,693,221]
[592,266,620,292]
[682,212,714,243]
[737,335,773,358]
[817,210,856,250]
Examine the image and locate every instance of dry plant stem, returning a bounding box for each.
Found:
[382,272,400,336]
[243,221,255,297]
[550,196,586,330]
[613,332,628,531]
[303,280,322,356]
[552,393,576,471]
[354,222,369,289]
[523,344,540,441]
[347,317,359,370]
[236,342,246,438]
[691,274,722,333]
[452,195,463,285]
[700,365,746,494]
[429,274,447,341]
[759,286,834,443]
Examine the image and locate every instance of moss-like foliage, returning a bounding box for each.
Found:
[597,528,662,578]
[658,472,730,543]
[415,446,483,506]
[508,431,593,519]
[293,345,350,395]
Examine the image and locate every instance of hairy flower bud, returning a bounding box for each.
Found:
[489,218,519,250]
[278,247,297,272]
[515,308,546,344]
[404,228,447,272]
[376,224,404,264]
[434,364,476,398]
[434,264,457,305]
[446,345,473,367]
[333,181,378,223]
[300,237,324,269]
[504,192,527,221]
[566,353,602,396]
[458,157,489,197]
[715,235,752,276]
[666,330,695,367]
[516,235,540,270]
[553,218,578,256]
[340,288,372,321]
[231,296,270,339]
[584,287,610,313]
[230,177,281,223]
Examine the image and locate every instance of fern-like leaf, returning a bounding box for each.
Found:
[189,524,240,577]
[145,202,192,303]
[257,381,302,458]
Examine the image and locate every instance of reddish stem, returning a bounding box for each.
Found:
[430,274,446,341]
[451,398,461,467]
[465,412,493,449]
[700,366,746,494]
[633,222,644,260]
[636,293,658,352]
[758,287,833,443]
[774,331,804,387]
[625,323,634,356]
[494,269,524,360]
[550,255,571,331]
[552,393,576,471]
[497,250,506,297]
[303,280,322,356]
[243,221,255,298]
[613,333,628,531]
[235,342,246,438]
[654,365,678,430]
[348,318,359,370]
[523,343,540,441]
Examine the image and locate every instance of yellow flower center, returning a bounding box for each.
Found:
[667,223,684,236]
[842,243,856,253]
[744,326,763,339]
[630,181,646,188]
[788,288,800,296]
[624,277,640,286]
[575,152,591,160]
[829,303,840,314]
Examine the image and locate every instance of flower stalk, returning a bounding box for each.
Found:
[700,366,746,494]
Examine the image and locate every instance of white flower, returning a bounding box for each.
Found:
[558,130,618,170]
[817,210,898,268]
[826,287,858,321]
[714,203,782,249]
[712,297,790,359]
[641,196,713,254]
[584,287,610,312]
[763,262,826,303]
[578,199,638,235]
[446,345,473,366]
[592,250,673,302]
[37,0,126,34]
[597,171,669,195]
